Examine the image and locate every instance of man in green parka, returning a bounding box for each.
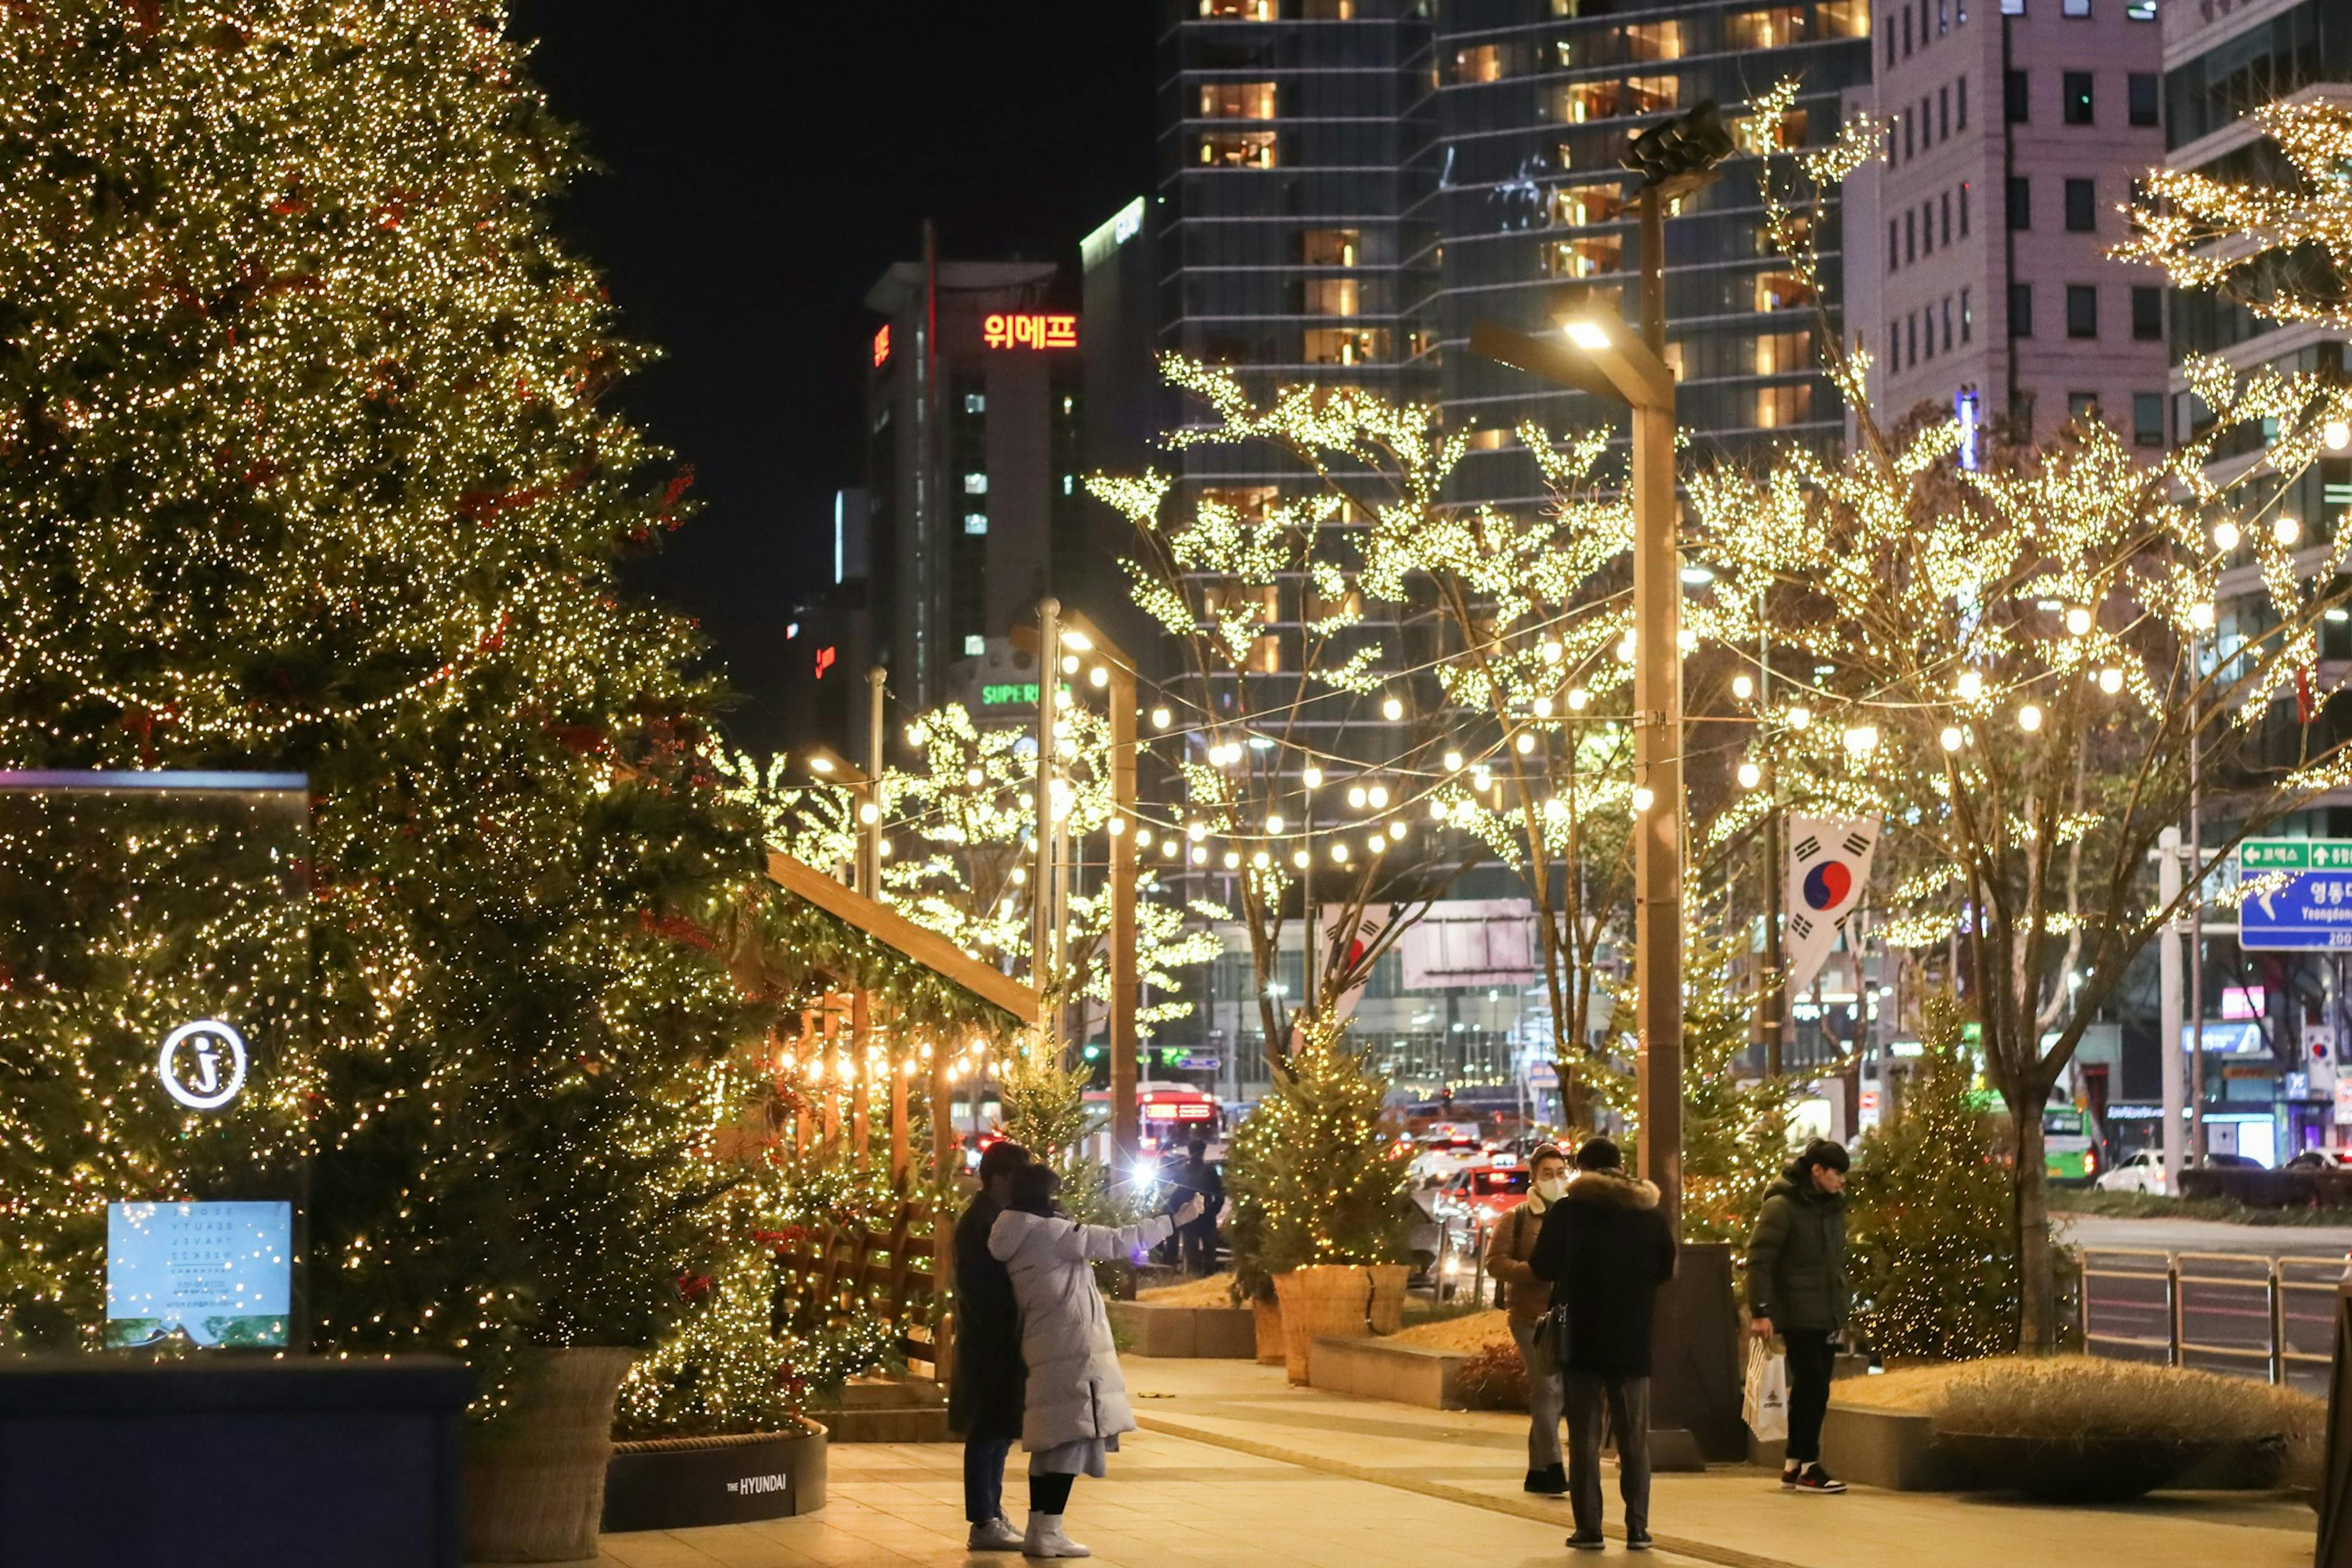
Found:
[1744,1137,1850,1494]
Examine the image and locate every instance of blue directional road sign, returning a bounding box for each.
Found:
[2239,839,2352,951]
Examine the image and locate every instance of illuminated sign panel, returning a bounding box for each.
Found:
[984,313,1077,352]
[872,325,891,368]
[107,1200,292,1348]
[157,1019,249,1111]
[981,682,1040,707]
[814,646,837,679]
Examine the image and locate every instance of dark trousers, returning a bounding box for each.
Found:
[963,1435,1012,1523]
[1783,1329,1838,1464]
[1031,1470,1076,1514]
[1563,1372,1650,1539]
[1180,1218,1217,1275]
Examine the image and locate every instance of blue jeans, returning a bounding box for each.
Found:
[963,1435,1012,1523]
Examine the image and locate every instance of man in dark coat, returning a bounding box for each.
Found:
[1167,1139,1224,1275]
[1529,1136,1677,1553]
[950,1140,1031,1551]
[1745,1137,1851,1493]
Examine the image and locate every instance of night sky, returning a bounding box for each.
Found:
[510,2,1160,747]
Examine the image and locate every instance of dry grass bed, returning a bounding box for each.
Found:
[1134,1272,1240,1308]
[1384,1308,1512,1352]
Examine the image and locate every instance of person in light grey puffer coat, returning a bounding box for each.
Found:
[989,1163,1204,1559]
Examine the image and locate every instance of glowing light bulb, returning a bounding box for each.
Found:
[965,766,984,786]
[1303,766,1323,789]
[1107,815,1126,837]
[1787,706,1812,729]
[1090,664,1109,688]
[1957,669,1983,701]
[1368,785,1390,810]
[1540,639,1564,663]
[1568,688,1589,710]
[1347,784,1368,810]
[1632,786,1656,812]
[858,802,880,824]
[1223,850,1240,869]
[1061,653,1079,674]
[1737,761,1762,789]
[1189,845,1207,865]
[1940,725,1962,752]
[1843,725,1878,755]
[2018,703,2044,732]
[1152,706,1172,729]
[2328,418,2351,451]
[1161,839,1179,860]
[1430,798,1449,820]
[1265,813,1285,835]
[1532,694,1555,718]
[1733,674,1754,701]
[1515,731,1536,753]
[1332,842,1350,864]
[1293,849,1311,869]
[2274,515,2302,545]
[2189,602,2216,631]
[1136,827,1153,848]
[2098,667,2124,695]
[2064,605,2092,636]
[1252,849,1271,869]
[1382,695,1404,722]
[1186,821,1208,842]
[1442,750,1464,772]
[1010,865,1028,885]
[1677,628,1698,652]
[2213,521,2240,551]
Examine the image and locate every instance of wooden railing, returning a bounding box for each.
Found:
[772,1183,956,1387]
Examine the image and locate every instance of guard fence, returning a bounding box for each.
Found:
[2076,1246,2344,1395]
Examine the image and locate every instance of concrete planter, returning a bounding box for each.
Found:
[1109,1300,1258,1359]
[1818,1401,1977,1491]
[1307,1335,1472,1409]
[601,1421,828,1531]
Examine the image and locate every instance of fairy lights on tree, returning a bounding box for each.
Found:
[0,2,763,1403]
[1690,104,2352,1344]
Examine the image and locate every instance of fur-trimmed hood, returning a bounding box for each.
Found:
[1564,1166,1660,1210]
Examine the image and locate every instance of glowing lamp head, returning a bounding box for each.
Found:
[1151,706,1173,730]
[807,755,835,775]
[1564,318,1612,351]
[1060,628,1093,652]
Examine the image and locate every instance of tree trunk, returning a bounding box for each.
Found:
[2009,1093,2059,1351]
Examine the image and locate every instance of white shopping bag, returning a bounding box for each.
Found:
[1743,1340,1789,1442]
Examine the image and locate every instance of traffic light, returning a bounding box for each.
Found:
[1622,100,1735,192]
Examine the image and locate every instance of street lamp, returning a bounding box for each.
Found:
[1012,605,1144,1171]
[1468,95,1732,1238]
[801,744,880,898]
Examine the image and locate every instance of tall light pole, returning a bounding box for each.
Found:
[1469,98,1730,1237]
[1018,606,1143,1170]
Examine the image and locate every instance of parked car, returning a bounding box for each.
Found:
[1409,1134,1488,1187]
[2095,1150,2166,1194]
[1431,1161,1529,1229]
[2283,1149,2352,1171]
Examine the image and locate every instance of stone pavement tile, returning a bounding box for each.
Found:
[1126,1354,2315,1568]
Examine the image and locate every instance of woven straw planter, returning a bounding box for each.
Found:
[1273,1266,1374,1385]
[464,1346,638,1562]
[1253,1294,1286,1365]
[1366,1264,1410,1335]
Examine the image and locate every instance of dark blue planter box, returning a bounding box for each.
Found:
[0,1356,471,1568]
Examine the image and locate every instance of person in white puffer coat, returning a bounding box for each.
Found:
[988,1163,1204,1559]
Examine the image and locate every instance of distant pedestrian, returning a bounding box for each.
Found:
[1529,1136,1676,1553]
[1745,1137,1852,1494]
[989,1163,1204,1558]
[949,1140,1033,1551]
[1485,1141,1570,1497]
[1168,1138,1224,1275]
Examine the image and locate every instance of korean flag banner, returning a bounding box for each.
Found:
[1784,818,1880,1002]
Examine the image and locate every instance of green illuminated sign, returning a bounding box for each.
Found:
[981,682,1040,707]
[2242,838,2352,871]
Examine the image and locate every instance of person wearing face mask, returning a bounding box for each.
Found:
[1485,1142,1571,1496]
[1745,1137,1852,1494]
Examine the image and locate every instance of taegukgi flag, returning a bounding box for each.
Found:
[1784,818,1879,1001]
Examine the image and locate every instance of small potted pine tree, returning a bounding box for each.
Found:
[1226,1019,1415,1384]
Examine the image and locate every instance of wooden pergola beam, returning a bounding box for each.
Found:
[764,851,1040,1028]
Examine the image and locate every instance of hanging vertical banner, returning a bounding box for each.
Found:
[1321,903,1395,1030]
[1785,818,1879,1002]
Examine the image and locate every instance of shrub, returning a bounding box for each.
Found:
[1456,1339,1532,1411]
[1934,1355,2320,1461]
[2179,1167,2352,1210]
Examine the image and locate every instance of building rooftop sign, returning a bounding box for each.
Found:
[984,312,1077,352]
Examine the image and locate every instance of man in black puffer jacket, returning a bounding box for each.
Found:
[1745,1137,1851,1494]
[1529,1136,1677,1553]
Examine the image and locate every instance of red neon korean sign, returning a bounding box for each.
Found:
[814,646,837,679]
[984,312,1077,352]
[872,325,891,368]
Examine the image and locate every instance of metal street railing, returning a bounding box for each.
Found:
[2078,1246,2342,1391]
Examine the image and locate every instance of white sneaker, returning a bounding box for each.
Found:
[1023,1512,1091,1558]
[968,1515,1025,1551]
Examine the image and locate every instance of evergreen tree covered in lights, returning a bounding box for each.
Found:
[0,2,758,1395]
[1847,998,2018,1360]
[1224,1020,1414,1297]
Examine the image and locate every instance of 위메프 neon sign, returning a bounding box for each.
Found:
[984,313,1077,352]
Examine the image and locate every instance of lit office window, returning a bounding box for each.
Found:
[963,472,988,495]
[963,634,987,656]
[962,392,986,415]
[1198,131,1277,168]
[964,513,989,535]
[1200,82,1278,119]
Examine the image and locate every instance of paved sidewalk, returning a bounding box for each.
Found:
[1121,1356,2315,1568]
[585,1355,2315,1568]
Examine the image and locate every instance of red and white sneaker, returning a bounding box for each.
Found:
[1789,1464,1847,1494]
